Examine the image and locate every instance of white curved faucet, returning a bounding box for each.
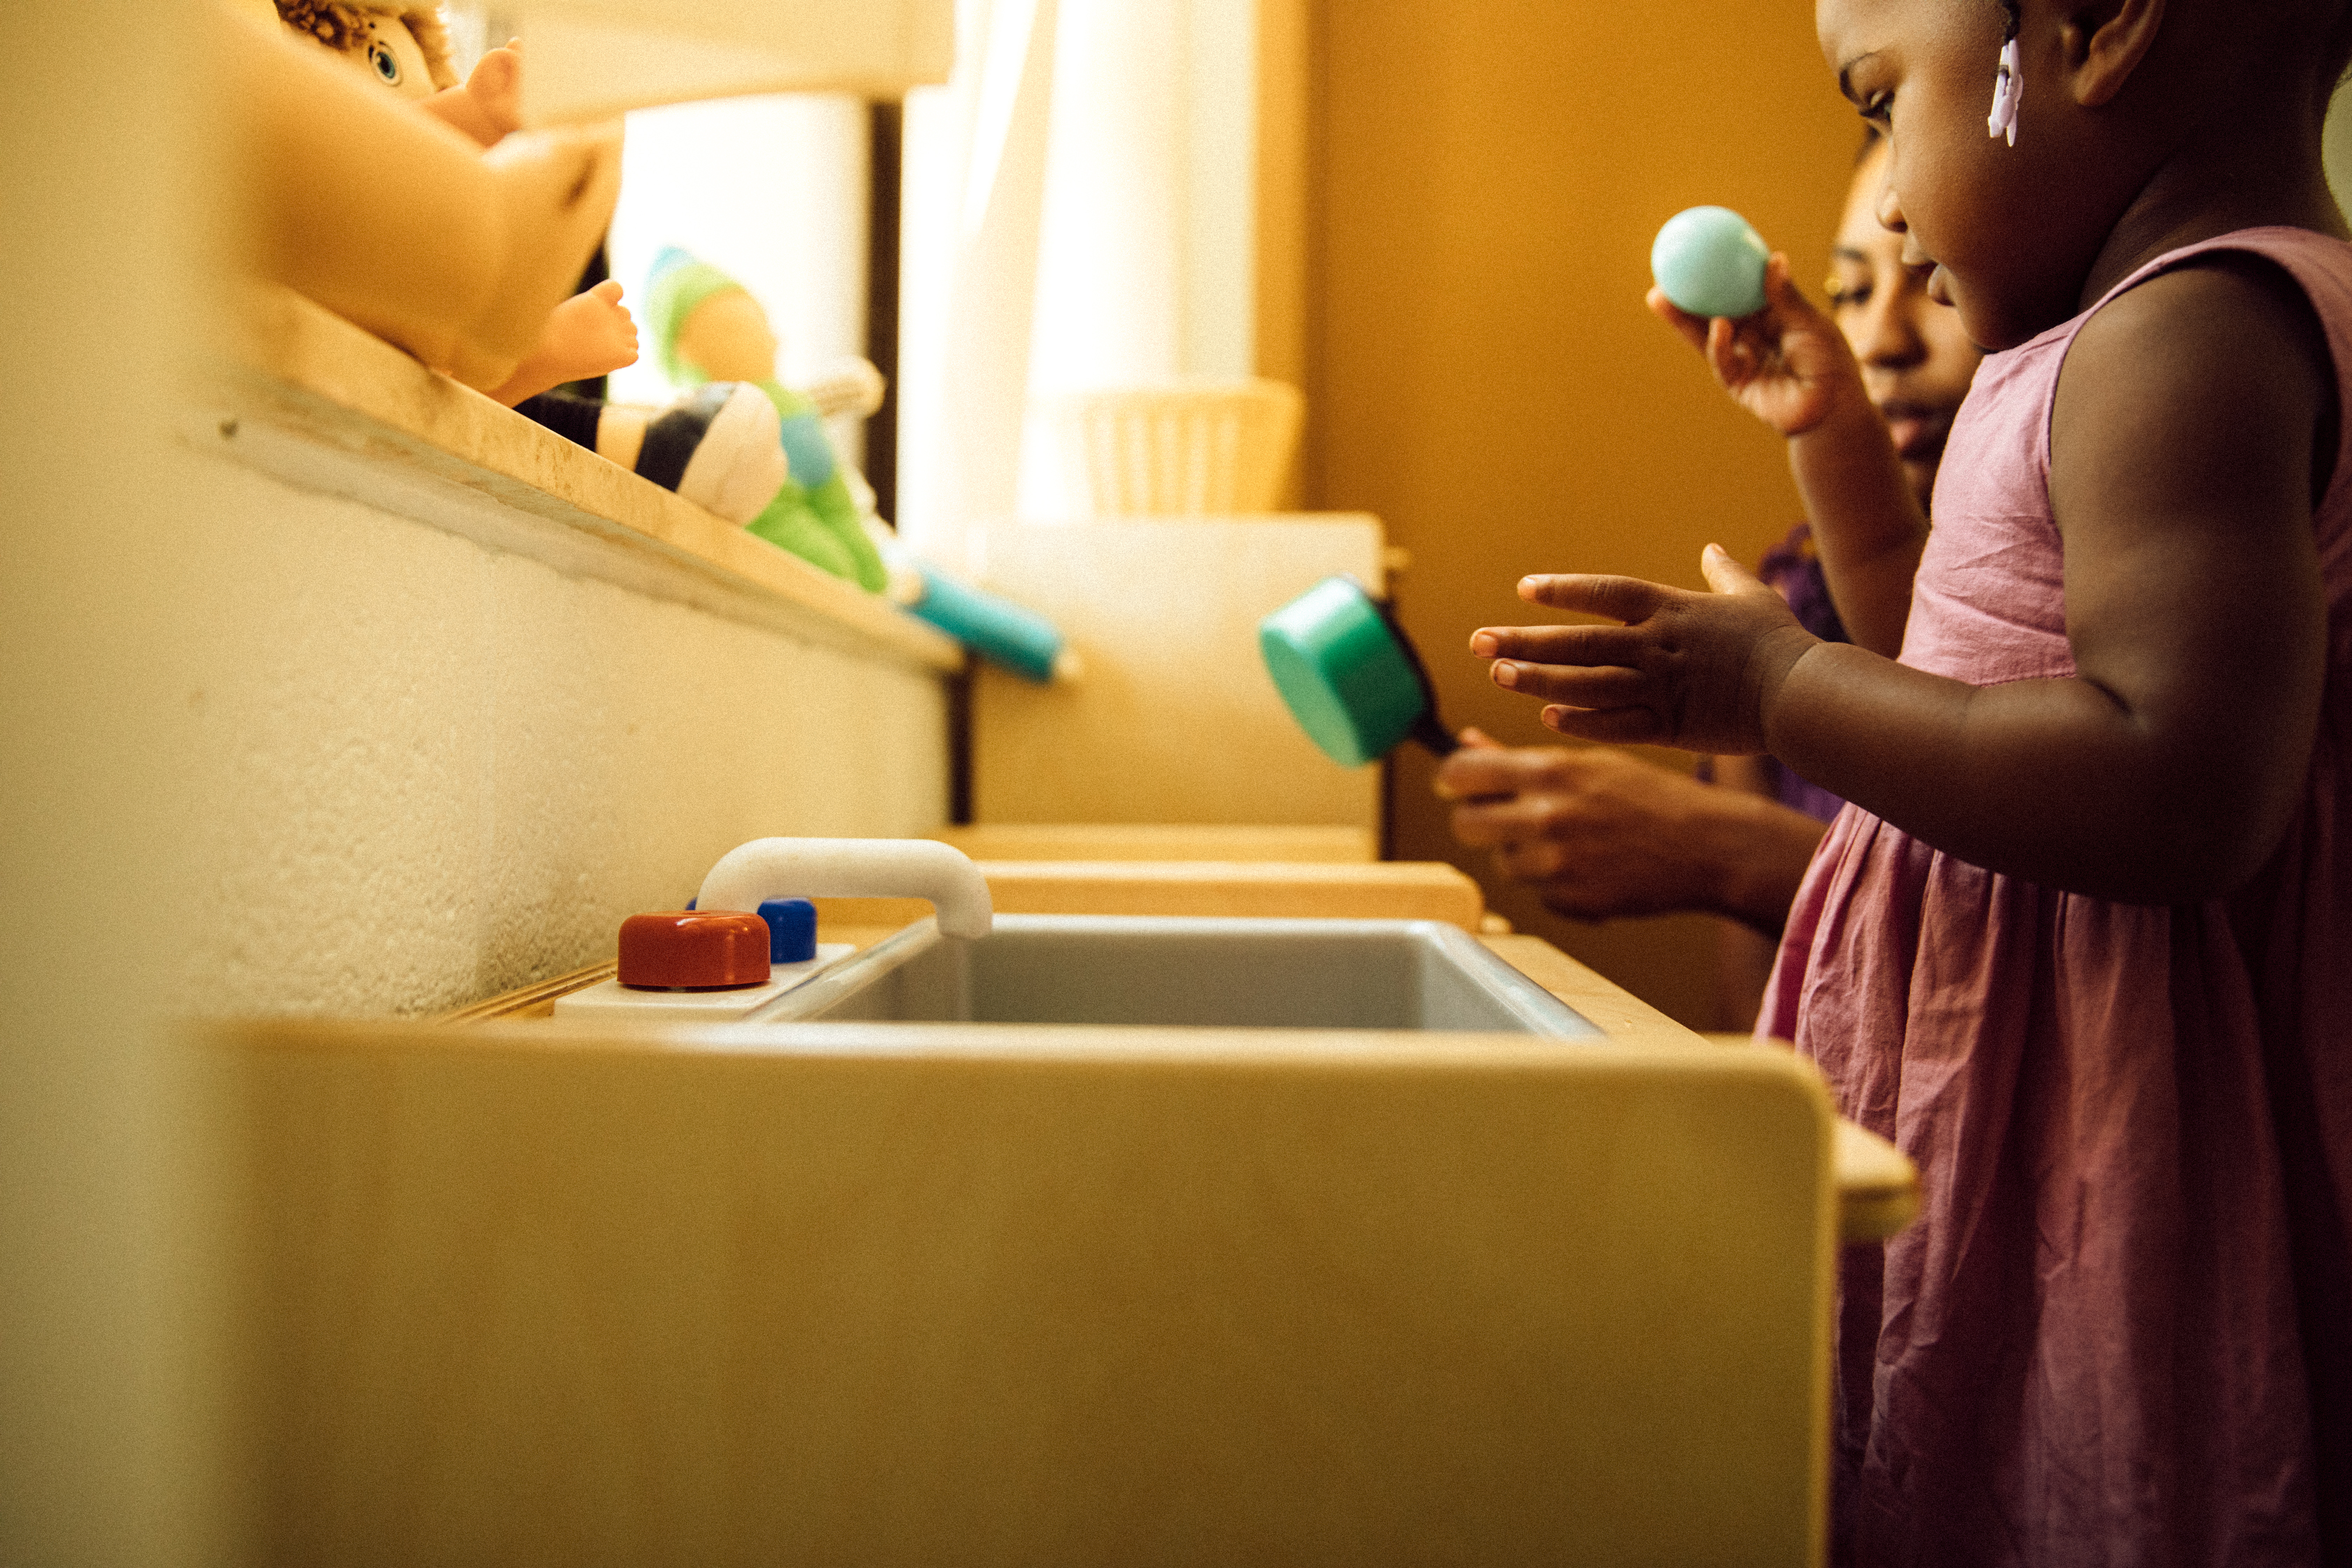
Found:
[696,838,994,939]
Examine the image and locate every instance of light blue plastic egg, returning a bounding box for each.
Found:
[1651,205,1770,320]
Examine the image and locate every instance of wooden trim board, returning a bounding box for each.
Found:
[208,284,961,675]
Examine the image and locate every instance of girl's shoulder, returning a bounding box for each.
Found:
[1961,226,2352,519]
[2100,226,2352,309]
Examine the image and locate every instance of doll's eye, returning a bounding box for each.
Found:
[368,41,402,85]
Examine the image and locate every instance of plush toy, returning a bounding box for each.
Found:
[271,3,787,526]
[636,249,1079,674]
[642,248,891,592]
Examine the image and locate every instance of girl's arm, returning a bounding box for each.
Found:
[1651,258,1926,656]
[1489,258,2331,904]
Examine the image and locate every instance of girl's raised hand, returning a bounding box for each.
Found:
[1647,255,1863,439]
[1471,547,1819,755]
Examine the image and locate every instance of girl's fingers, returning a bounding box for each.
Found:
[1516,573,1667,622]
[1450,795,1560,844]
[1489,662,1651,707]
[1705,315,1741,383]
[1470,622,1648,665]
[1541,704,1667,746]
[1762,252,1825,327]
[1700,542,1770,597]
[1434,745,1547,800]
[1646,288,1712,352]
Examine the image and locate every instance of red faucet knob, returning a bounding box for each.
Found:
[617,910,773,990]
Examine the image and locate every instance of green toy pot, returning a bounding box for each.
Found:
[1260,576,1459,768]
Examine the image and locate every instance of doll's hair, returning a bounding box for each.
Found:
[275,2,460,92]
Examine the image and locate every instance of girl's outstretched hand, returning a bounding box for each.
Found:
[1471,546,1819,755]
[1647,254,1863,438]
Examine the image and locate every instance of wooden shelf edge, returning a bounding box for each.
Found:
[208,284,964,676]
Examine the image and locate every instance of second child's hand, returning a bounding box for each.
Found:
[1647,254,1864,439]
[1470,547,1820,756]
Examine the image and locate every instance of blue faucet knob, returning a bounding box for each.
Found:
[757,897,819,964]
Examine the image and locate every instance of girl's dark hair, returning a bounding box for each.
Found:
[1997,0,2021,42]
[2327,0,2352,93]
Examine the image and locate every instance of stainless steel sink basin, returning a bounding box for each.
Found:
[762,915,1604,1036]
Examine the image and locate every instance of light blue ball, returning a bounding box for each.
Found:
[1651,206,1770,320]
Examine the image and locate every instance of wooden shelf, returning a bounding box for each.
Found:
[205,284,964,676]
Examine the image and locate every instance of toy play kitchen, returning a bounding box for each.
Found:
[232,835,1915,1565]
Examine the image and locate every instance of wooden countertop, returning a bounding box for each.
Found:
[439,878,1917,1243]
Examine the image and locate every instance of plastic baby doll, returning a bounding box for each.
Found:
[273,2,787,526]
[218,1,620,397]
[641,248,891,590]
[273,2,633,405]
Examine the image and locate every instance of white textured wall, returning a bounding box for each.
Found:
[1,9,946,1558]
[155,446,947,1020]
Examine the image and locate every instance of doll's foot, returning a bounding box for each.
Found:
[464,122,625,374]
[621,383,788,524]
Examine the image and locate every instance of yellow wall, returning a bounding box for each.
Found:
[1306,1,1861,1027]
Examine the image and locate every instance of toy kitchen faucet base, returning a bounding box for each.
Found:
[553,838,994,1024]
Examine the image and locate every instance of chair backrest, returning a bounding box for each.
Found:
[1035,378,1306,516]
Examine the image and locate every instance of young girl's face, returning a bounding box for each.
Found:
[1829,139,1983,510]
[1817,0,2125,350]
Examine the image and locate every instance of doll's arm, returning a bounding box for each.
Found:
[484,281,640,407]
[1651,257,1925,657]
[420,42,524,150]
[217,7,619,392]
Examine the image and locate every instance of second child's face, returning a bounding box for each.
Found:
[1816,0,2120,350]
[1829,141,1983,511]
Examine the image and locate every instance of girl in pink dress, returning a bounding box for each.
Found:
[1475,1,2352,1562]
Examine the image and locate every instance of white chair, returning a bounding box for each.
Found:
[1035,378,1306,516]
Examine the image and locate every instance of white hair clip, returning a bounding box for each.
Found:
[1988,36,2022,145]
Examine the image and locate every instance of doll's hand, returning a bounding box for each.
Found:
[540,280,639,378]
[482,280,638,406]
[464,43,523,139]
[1647,255,1865,439]
[1471,546,1818,755]
[420,42,525,149]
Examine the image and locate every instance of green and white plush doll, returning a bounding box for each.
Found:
[642,248,889,592]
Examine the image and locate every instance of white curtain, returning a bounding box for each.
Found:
[895,0,1064,568]
[897,0,1260,551]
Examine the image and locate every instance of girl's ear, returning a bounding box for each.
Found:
[2058,0,2165,107]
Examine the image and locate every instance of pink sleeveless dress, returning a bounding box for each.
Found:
[1760,228,2352,1566]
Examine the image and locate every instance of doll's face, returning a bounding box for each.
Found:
[284,11,435,100]
[355,16,434,99]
